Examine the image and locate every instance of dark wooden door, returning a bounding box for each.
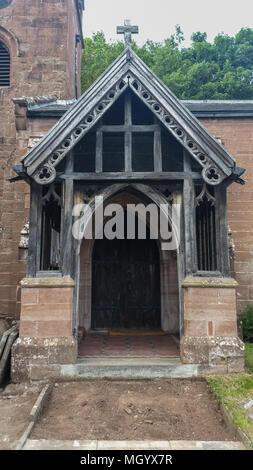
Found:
[91,238,160,329]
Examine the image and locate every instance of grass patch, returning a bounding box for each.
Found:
[245,343,253,373]
[206,374,253,447]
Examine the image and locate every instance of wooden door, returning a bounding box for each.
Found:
[91,238,160,329]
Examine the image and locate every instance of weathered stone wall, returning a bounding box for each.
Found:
[19,277,75,338]
[0,0,82,321]
[11,277,76,383]
[181,277,245,371]
[200,118,253,315]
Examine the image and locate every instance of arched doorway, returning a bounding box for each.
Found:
[76,183,182,336]
[91,237,161,329]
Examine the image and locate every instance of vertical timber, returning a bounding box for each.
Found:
[215,183,230,276]
[61,151,74,276]
[183,151,197,275]
[154,119,162,172]
[27,181,42,277]
[125,92,132,171]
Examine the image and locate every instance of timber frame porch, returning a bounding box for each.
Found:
[11,43,245,382]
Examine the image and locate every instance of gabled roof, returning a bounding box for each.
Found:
[20,47,237,186]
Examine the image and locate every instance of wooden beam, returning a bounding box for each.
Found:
[101,124,160,133]
[60,171,201,180]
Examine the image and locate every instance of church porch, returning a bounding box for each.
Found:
[11,39,246,382]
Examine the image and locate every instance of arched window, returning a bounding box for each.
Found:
[0,41,10,87]
[195,183,217,272]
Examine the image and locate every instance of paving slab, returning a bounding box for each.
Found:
[170,440,245,450]
[97,440,172,450]
[24,439,97,450]
[23,439,245,450]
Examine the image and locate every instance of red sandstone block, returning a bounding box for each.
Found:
[236,286,249,300]
[184,320,207,336]
[236,273,253,285]
[21,303,72,321]
[234,261,253,272]
[37,320,72,338]
[234,242,253,252]
[38,287,73,304]
[217,288,237,300]
[20,321,38,338]
[230,221,253,232]
[184,288,218,303]
[0,273,18,285]
[0,285,17,300]
[21,288,39,305]
[227,203,252,212]
[228,211,253,223]
[235,252,253,262]
[184,306,236,321]
[214,321,238,336]
[185,297,236,312]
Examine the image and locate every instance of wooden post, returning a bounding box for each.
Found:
[95,127,103,173]
[183,151,197,275]
[154,119,162,172]
[215,183,230,276]
[125,92,132,171]
[27,181,42,277]
[61,151,74,277]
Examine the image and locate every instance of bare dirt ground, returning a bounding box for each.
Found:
[31,379,237,442]
[0,383,41,450]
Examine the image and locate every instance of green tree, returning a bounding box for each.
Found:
[81,27,253,100]
[81,32,125,92]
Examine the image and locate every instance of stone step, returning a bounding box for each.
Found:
[60,357,200,379]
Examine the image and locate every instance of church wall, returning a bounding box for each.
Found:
[2,113,253,323]
[199,117,253,315]
[0,1,82,322]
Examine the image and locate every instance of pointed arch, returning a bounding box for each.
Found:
[73,183,183,336]
[0,25,20,87]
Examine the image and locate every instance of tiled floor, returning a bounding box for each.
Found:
[78,332,180,357]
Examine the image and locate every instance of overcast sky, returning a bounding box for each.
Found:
[83,0,253,46]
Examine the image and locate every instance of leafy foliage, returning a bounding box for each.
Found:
[81,26,253,100]
[245,343,253,373]
[242,305,253,341]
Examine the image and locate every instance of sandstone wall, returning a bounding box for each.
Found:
[201,118,253,314]
[0,0,82,321]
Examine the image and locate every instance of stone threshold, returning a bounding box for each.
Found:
[59,360,223,379]
[27,359,237,382]
[23,439,245,450]
[77,356,182,365]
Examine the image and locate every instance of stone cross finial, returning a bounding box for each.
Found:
[117,20,139,46]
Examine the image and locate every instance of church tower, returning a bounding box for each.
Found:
[0,1,84,320]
